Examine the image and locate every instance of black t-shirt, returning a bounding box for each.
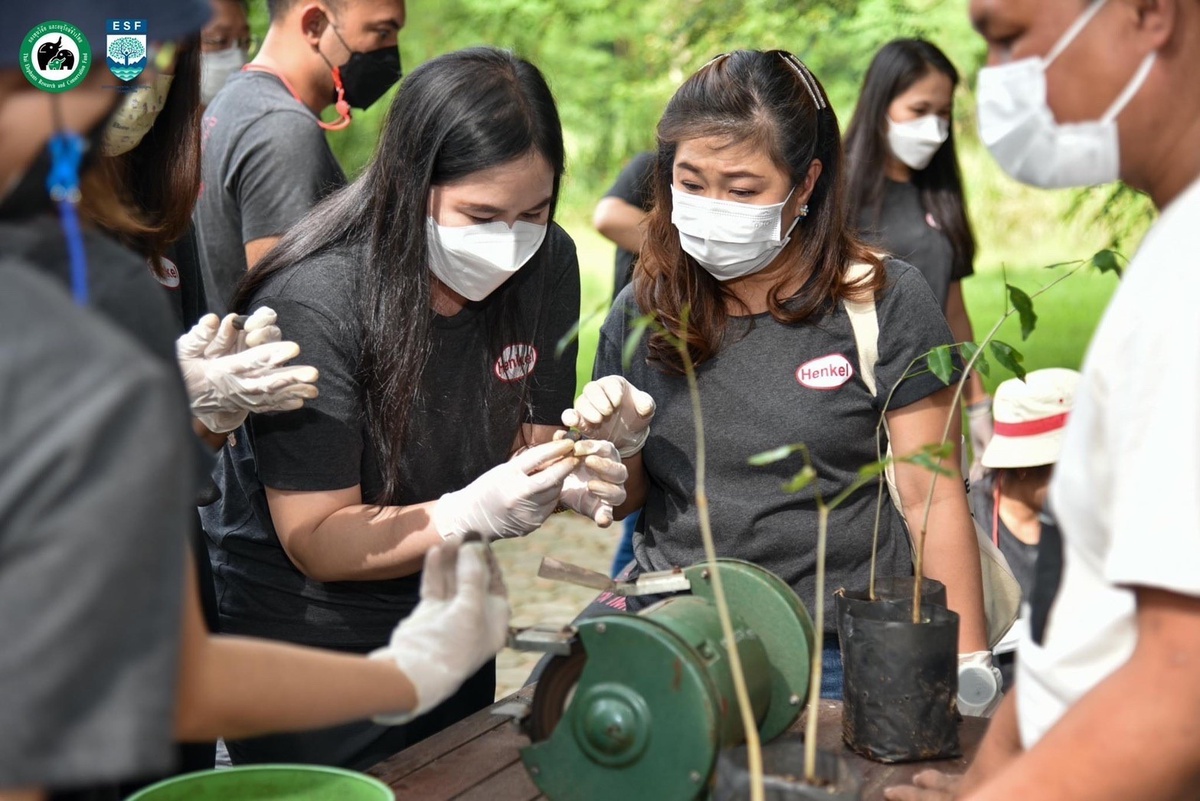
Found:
[194,70,347,313]
[595,260,956,629]
[203,224,581,648]
[604,152,655,297]
[857,180,971,309]
[158,224,209,330]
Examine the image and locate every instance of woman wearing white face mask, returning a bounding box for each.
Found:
[844,39,994,482]
[568,50,988,699]
[204,47,625,768]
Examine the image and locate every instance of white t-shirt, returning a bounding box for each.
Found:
[1016,176,1200,747]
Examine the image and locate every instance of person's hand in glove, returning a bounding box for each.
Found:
[176,308,320,433]
[432,439,578,542]
[966,398,994,485]
[561,376,656,458]
[369,540,510,725]
[555,435,628,527]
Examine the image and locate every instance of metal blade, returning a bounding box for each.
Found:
[537,557,615,592]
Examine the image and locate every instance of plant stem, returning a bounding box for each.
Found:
[681,349,763,801]
[804,505,830,784]
[910,262,1085,621]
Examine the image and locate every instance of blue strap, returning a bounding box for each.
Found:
[46,132,88,306]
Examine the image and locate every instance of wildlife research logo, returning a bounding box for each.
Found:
[19,21,92,92]
[106,19,148,82]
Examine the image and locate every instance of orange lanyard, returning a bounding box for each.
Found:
[241,63,351,131]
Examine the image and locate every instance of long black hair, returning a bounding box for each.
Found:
[843,39,976,278]
[638,50,884,373]
[235,47,566,504]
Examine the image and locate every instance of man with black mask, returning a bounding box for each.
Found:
[193,0,405,312]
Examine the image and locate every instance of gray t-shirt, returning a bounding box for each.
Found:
[596,260,956,628]
[203,225,580,648]
[194,70,346,313]
[0,261,189,789]
[857,180,972,310]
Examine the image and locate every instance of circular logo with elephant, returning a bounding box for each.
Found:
[20,21,92,93]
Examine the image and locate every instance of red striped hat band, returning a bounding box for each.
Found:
[993,412,1069,437]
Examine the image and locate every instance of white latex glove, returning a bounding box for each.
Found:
[966,399,994,485]
[957,650,1003,718]
[176,310,320,434]
[556,436,628,528]
[561,375,656,458]
[369,541,510,724]
[432,440,578,542]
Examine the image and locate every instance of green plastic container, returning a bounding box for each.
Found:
[125,765,395,801]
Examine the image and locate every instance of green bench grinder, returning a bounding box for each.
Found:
[520,559,816,800]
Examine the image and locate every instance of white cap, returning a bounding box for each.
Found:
[980,368,1081,469]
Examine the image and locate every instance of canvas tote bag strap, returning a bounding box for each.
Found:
[842,260,1021,649]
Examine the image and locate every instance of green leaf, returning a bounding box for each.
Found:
[1006,284,1038,341]
[1091,248,1123,277]
[621,314,654,371]
[958,342,990,377]
[857,459,889,479]
[926,345,954,386]
[782,465,817,493]
[989,340,1027,381]
[748,444,803,467]
[906,445,954,477]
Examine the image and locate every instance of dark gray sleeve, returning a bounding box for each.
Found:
[872,259,963,410]
[0,263,189,789]
[247,293,363,491]
[592,284,639,380]
[231,112,346,245]
[604,152,656,212]
[528,225,581,425]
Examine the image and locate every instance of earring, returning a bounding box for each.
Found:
[798,204,809,217]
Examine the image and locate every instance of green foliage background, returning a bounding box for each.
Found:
[246,0,1151,390]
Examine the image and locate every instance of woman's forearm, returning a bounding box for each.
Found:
[174,559,417,742]
[270,489,446,583]
[911,489,988,652]
[614,453,647,519]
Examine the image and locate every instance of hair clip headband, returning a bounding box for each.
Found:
[778,52,827,110]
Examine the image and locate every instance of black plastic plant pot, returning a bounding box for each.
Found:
[834,577,946,648]
[840,602,960,763]
[713,738,862,800]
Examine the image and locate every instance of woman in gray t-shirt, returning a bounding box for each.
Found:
[564,50,990,699]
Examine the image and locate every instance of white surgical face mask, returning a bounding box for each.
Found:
[887,114,949,171]
[976,0,1156,189]
[670,185,800,281]
[201,46,247,106]
[426,217,548,302]
[101,73,174,157]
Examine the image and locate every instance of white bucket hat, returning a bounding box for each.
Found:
[981,367,1081,469]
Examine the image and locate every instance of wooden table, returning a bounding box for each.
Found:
[369,688,988,800]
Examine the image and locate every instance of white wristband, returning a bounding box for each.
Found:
[617,427,649,459]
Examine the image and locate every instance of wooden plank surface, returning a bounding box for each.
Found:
[370,692,987,800]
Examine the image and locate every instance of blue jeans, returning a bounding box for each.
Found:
[610,511,639,578]
[820,639,844,699]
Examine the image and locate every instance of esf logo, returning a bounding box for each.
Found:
[19,21,92,93]
[106,19,149,82]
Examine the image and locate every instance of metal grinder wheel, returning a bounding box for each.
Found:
[527,643,586,742]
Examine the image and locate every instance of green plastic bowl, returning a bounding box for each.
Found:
[125,764,395,800]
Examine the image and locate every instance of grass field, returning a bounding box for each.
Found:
[555,214,1123,397]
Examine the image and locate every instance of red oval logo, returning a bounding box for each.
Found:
[796,353,854,390]
[494,343,538,383]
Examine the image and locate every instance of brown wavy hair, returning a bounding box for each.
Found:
[636,49,884,373]
[81,39,202,277]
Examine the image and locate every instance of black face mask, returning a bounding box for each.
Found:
[338,44,402,109]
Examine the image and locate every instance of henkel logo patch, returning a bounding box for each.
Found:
[796,353,854,390]
[494,344,538,382]
[151,257,181,289]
